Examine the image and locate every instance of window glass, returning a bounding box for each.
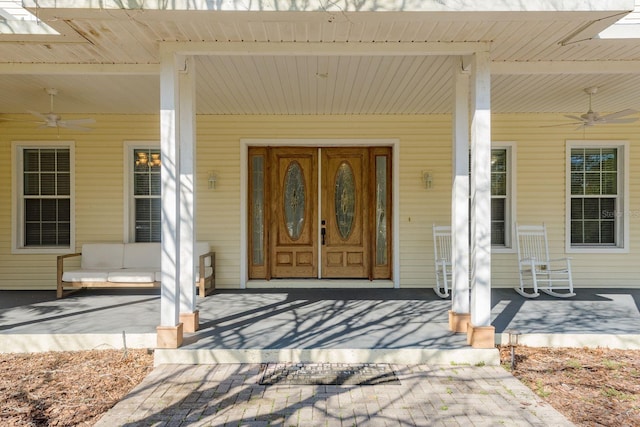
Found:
[570,147,620,247]
[132,148,161,242]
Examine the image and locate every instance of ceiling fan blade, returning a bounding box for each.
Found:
[603,117,638,124]
[57,122,94,131]
[63,118,96,126]
[540,122,584,128]
[564,115,586,122]
[27,110,49,121]
[600,109,638,121]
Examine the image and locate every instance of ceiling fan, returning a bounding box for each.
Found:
[547,87,638,130]
[1,88,96,131]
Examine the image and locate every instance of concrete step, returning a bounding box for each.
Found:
[154,347,500,366]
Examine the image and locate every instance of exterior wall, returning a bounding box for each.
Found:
[1,113,639,290]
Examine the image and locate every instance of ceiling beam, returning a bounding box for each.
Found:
[492,60,640,75]
[0,63,159,75]
[159,41,491,56]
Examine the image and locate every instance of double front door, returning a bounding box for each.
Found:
[248,146,392,280]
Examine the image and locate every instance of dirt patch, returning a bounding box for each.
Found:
[0,347,638,426]
[500,346,640,427]
[0,349,153,426]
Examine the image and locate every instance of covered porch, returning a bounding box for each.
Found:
[2,288,639,366]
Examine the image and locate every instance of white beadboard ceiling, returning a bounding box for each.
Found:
[1,5,640,116]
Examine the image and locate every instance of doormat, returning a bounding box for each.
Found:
[259,363,400,386]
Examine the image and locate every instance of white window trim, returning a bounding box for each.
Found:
[11,140,76,254]
[491,141,517,253]
[565,140,629,254]
[123,140,159,243]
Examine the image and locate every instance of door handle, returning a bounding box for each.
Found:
[321,227,326,245]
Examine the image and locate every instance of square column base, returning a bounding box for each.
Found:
[448,311,470,333]
[466,323,495,349]
[179,310,200,333]
[156,323,184,349]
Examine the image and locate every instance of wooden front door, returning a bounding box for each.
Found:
[248,146,392,281]
[269,147,318,278]
[321,148,369,278]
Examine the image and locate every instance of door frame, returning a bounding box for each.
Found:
[240,138,400,289]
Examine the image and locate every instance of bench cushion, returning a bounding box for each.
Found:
[81,244,124,270]
[123,242,161,269]
[62,270,110,283]
[108,270,156,283]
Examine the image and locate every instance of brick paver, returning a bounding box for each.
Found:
[94,363,574,426]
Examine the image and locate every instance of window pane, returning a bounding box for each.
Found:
[24,149,40,172]
[583,199,599,219]
[41,223,58,245]
[375,156,388,265]
[150,173,161,196]
[40,150,56,172]
[58,199,70,222]
[151,198,161,222]
[491,173,506,196]
[491,198,505,221]
[24,173,39,195]
[585,149,602,171]
[585,173,601,194]
[571,198,582,220]
[284,161,306,240]
[58,223,70,246]
[57,173,70,196]
[571,150,584,172]
[334,162,356,240]
[571,221,583,244]
[25,223,41,246]
[601,221,615,244]
[583,221,600,244]
[602,172,617,195]
[601,149,617,171]
[57,150,70,172]
[41,199,58,222]
[134,174,150,195]
[491,150,506,172]
[571,172,584,195]
[251,156,265,265]
[25,199,40,222]
[40,173,56,196]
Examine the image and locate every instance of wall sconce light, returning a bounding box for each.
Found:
[422,171,433,189]
[208,171,217,190]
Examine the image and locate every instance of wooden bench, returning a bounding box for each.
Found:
[57,242,215,299]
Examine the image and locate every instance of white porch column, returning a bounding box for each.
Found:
[468,50,495,348]
[157,49,184,348]
[449,57,470,333]
[177,56,199,334]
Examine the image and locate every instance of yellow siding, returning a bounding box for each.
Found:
[1,113,640,290]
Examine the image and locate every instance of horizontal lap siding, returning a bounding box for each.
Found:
[495,114,640,287]
[1,113,640,290]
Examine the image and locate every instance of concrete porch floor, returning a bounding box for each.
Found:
[1,288,639,366]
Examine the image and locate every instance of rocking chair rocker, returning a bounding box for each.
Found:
[515,223,575,298]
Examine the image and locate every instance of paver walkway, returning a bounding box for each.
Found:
[95,363,573,426]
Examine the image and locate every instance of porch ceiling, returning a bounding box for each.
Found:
[1,3,640,116]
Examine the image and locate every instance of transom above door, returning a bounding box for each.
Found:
[248,146,392,280]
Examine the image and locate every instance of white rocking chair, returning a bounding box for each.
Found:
[433,225,452,298]
[515,223,576,298]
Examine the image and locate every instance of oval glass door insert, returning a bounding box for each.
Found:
[283,161,306,240]
[335,161,356,239]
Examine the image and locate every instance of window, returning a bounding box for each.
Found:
[12,142,74,253]
[567,141,627,251]
[469,143,515,249]
[126,144,161,242]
